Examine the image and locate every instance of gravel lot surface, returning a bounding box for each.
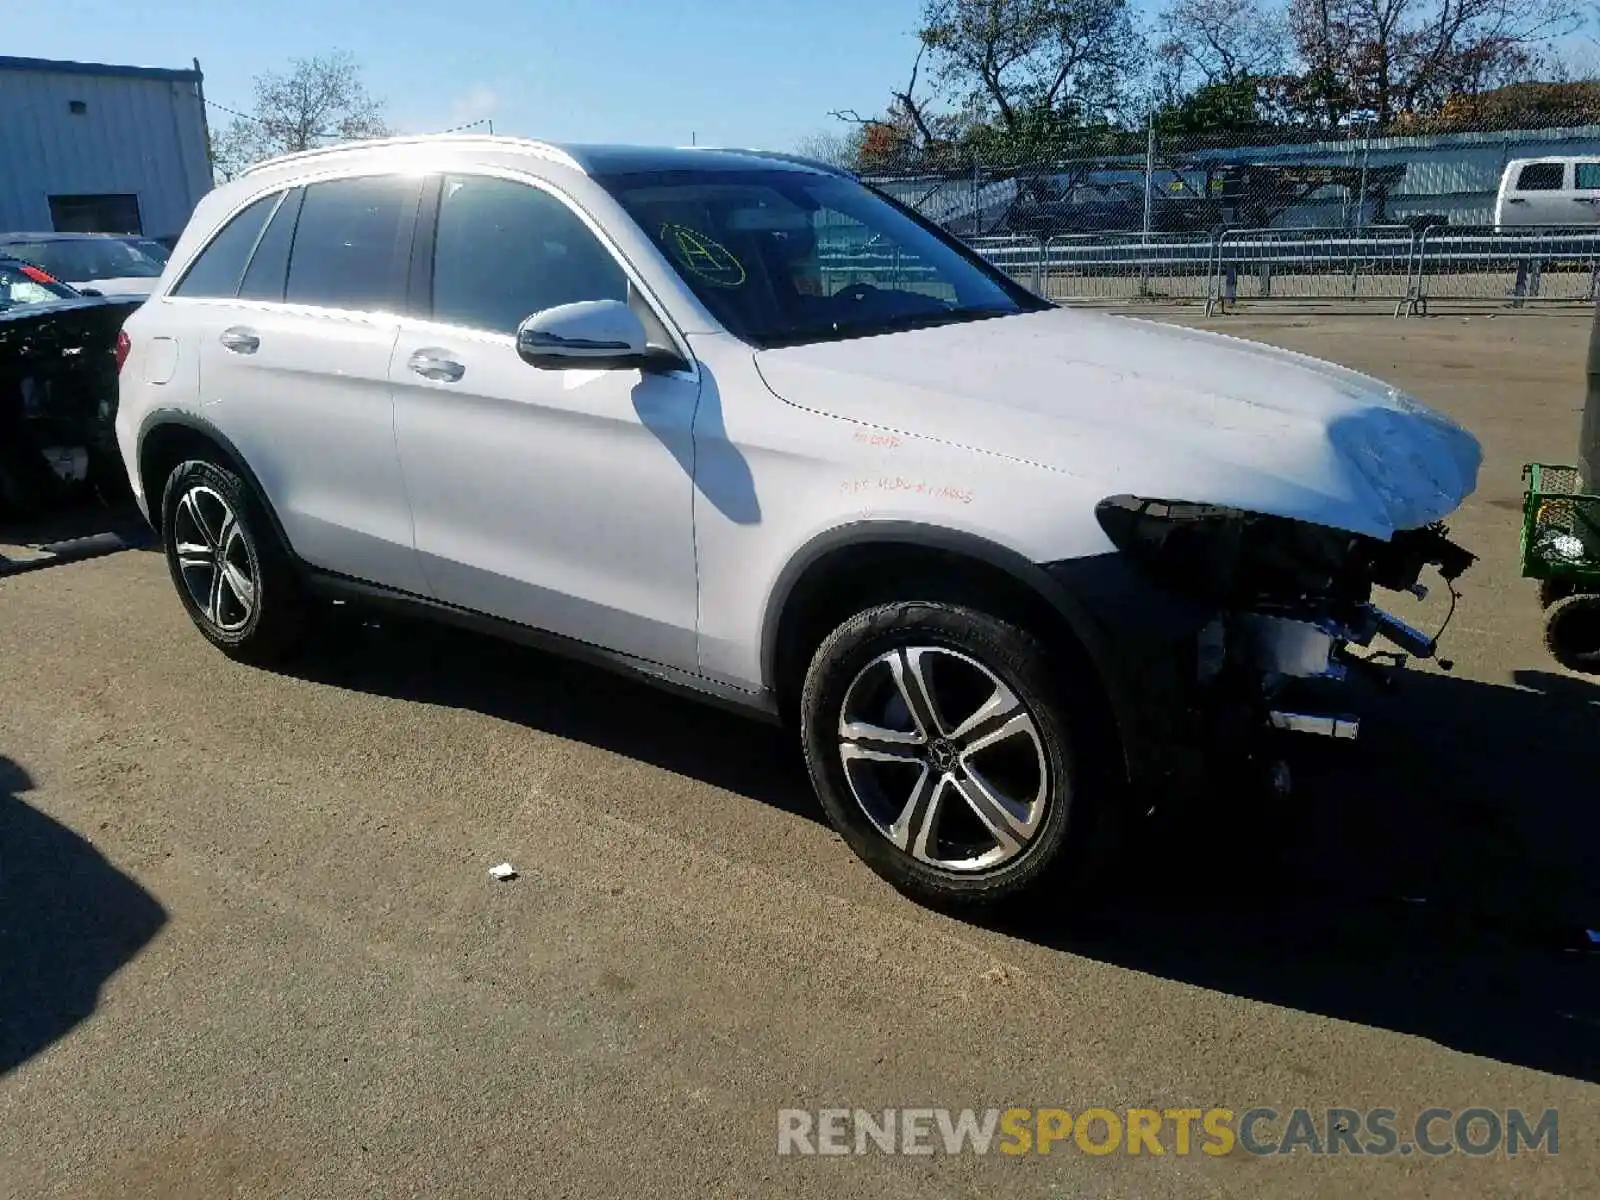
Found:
[2,312,1596,1198]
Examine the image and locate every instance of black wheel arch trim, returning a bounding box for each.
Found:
[760,521,1147,766]
[135,408,293,551]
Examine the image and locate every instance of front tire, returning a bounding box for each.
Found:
[800,600,1090,908]
[160,457,306,664]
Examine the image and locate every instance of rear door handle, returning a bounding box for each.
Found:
[1508,197,1529,204]
[219,327,260,354]
[408,349,465,383]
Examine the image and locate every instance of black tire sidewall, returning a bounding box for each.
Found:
[801,601,1079,907]
[1545,592,1600,674]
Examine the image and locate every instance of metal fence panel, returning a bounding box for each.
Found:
[1206,226,1417,312]
[1408,225,1600,309]
[1042,233,1217,303]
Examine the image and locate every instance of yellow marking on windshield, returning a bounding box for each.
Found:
[661,223,746,288]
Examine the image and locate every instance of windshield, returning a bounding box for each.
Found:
[595,169,1046,349]
[126,238,172,266]
[0,261,79,311]
[4,237,166,282]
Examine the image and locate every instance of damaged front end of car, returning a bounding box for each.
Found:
[1061,495,1477,801]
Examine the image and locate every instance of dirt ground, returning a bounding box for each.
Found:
[1,312,1596,1198]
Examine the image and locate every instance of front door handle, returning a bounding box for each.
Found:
[408,349,465,383]
[219,327,260,354]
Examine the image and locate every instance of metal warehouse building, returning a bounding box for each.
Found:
[0,55,213,242]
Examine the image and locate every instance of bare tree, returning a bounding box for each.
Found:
[212,50,391,179]
[1288,0,1582,127]
[916,0,1143,130]
[793,127,867,168]
[829,44,953,160]
[1156,0,1290,95]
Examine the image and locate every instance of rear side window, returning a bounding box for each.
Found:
[171,194,277,297]
[430,174,628,334]
[239,189,303,302]
[1576,162,1600,190]
[1516,163,1564,191]
[285,176,417,312]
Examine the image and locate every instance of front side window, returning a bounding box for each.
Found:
[1517,162,1564,192]
[285,176,417,312]
[1576,162,1600,190]
[171,194,278,298]
[430,175,628,334]
[595,167,1044,349]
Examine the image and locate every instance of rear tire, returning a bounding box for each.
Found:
[1539,577,1576,610]
[1544,591,1600,675]
[800,600,1099,909]
[160,457,307,665]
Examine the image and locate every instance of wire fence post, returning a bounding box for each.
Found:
[971,158,981,238]
[1142,113,1156,237]
[1355,119,1372,231]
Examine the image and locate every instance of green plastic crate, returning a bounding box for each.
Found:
[1520,463,1600,582]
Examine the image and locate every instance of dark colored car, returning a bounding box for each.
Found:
[0,232,167,297]
[1,256,143,513]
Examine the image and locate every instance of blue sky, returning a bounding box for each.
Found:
[7,0,930,151]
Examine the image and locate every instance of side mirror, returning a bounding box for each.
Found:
[515,300,652,370]
[78,287,104,297]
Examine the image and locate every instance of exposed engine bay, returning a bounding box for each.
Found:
[1091,494,1478,791]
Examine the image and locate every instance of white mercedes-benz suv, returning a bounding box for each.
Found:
[116,135,1482,907]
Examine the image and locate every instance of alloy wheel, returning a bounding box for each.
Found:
[173,485,256,632]
[837,645,1050,873]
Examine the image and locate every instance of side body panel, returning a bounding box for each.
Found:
[390,318,703,669]
[685,332,1115,693]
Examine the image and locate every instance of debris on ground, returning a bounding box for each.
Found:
[488,862,518,881]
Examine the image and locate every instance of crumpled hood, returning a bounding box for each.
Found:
[754,307,1483,539]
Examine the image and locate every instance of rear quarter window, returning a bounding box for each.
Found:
[172,195,279,298]
[239,190,303,302]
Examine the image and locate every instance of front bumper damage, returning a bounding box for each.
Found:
[1046,497,1477,803]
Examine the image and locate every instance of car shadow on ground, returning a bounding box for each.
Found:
[282,617,1600,1083]
[0,756,167,1076]
[998,666,1600,1085]
[289,614,823,826]
[0,497,154,577]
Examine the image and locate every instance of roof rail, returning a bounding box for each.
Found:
[241,133,582,177]
[682,146,857,179]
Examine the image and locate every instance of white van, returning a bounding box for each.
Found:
[1495,156,1600,227]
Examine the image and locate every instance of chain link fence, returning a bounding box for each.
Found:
[860,104,1600,314]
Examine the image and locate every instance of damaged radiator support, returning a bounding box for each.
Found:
[1233,599,1445,742]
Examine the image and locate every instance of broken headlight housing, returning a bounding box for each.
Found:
[1093,495,1474,613]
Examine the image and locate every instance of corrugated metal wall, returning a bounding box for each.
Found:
[0,66,212,239]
